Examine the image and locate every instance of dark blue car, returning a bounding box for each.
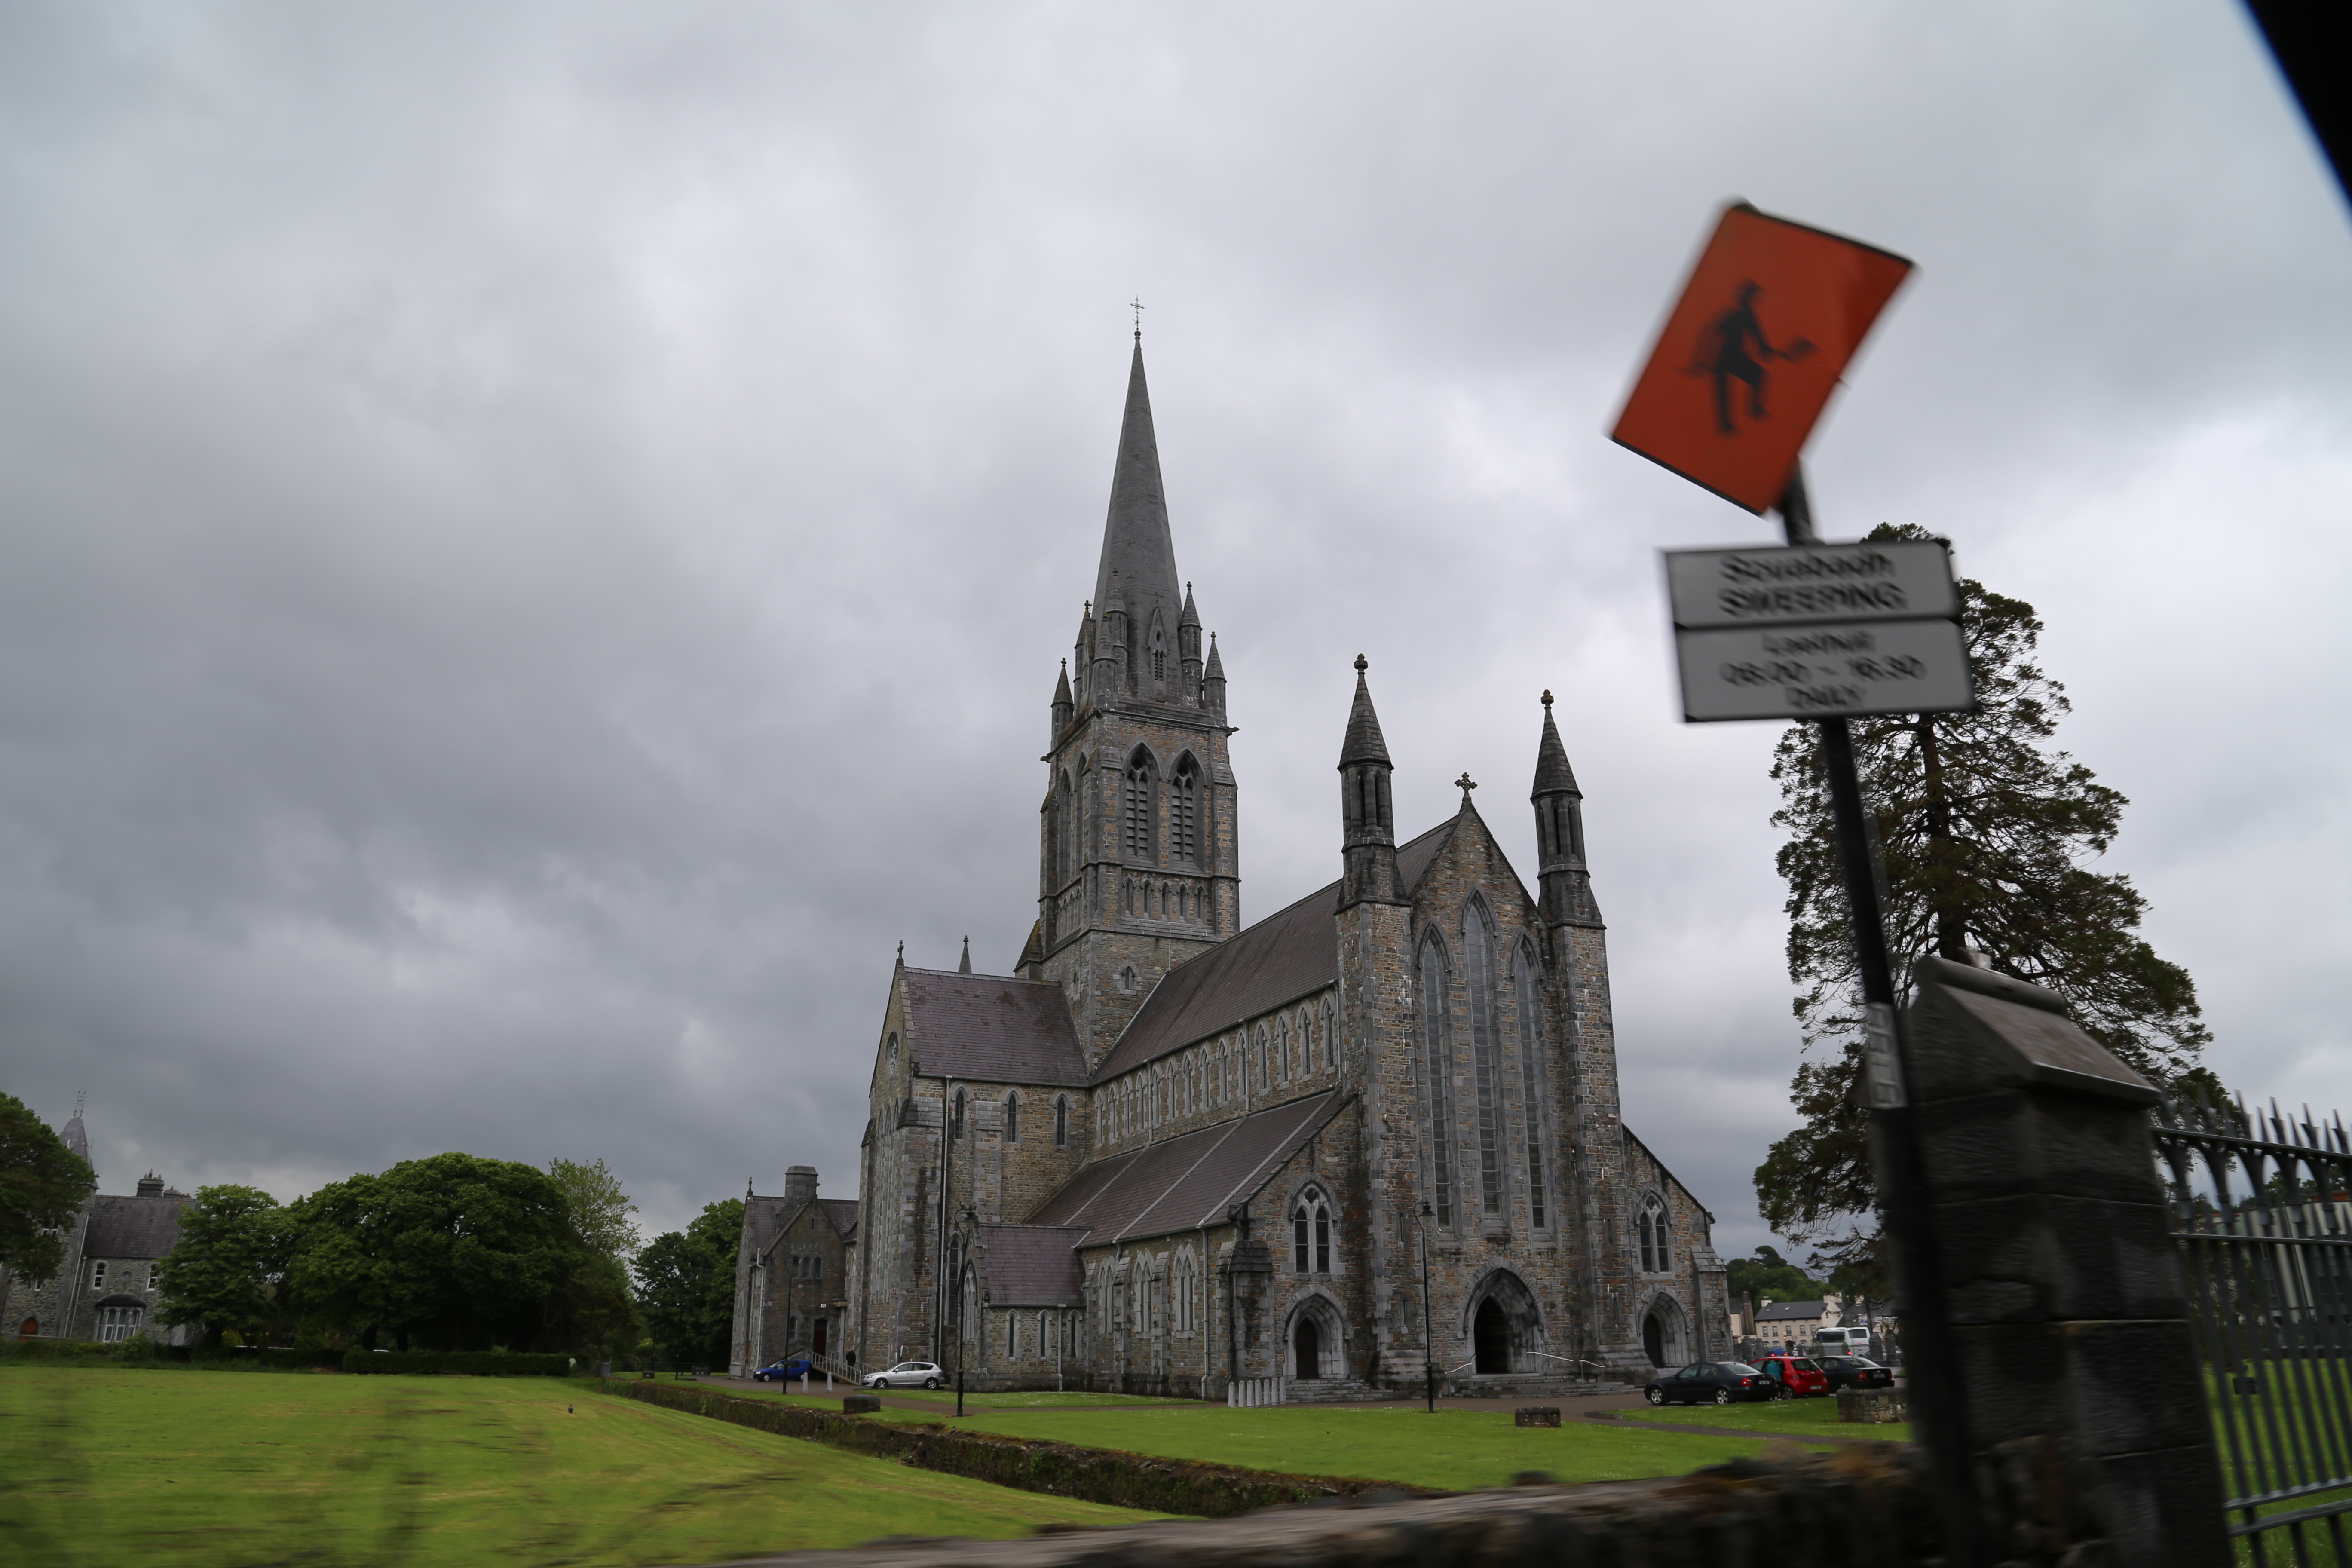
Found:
[752,1357,814,1382]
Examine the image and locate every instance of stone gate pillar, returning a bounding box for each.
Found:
[1902,955,2229,1568]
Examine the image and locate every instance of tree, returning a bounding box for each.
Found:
[1754,524,2212,1276]
[545,1156,643,1357]
[285,1153,584,1352]
[1724,1245,1819,1305]
[154,1185,298,1346]
[0,1091,93,1285]
[632,1198,742,1367]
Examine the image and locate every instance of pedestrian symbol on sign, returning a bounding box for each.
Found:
[1693,280,1815,435]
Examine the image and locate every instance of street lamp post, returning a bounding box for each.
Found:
[956,1207,975,1418]
[1418,1200,1435,1414]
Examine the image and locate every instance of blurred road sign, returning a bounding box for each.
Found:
[1612,204,1914,513]
[1673,618,1972,722]
[1663,538,1958,629]
[1664,536,1972,722]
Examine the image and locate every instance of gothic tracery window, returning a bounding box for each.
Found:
[1003,1093,1020,1143]
[1419,936,1456,1228]
[1514,940,1550,1229]
[1465,902,1504,1219]
[1292,1187,1332,1274]
[1638,1194,1672,1273]
[1122,749,1156,862]
[1170,756,1200,868]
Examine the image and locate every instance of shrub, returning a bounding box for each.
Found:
[340,1348,574,1376]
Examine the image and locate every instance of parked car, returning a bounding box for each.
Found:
[1754,1354,1831,1398]
[752,1358,814,1383]
[1818,1355,1895,1392]
[1642,1361,1775,1406]
[863,1360,945,1390]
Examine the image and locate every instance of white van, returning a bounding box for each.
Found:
[1816,1327,1872,1353]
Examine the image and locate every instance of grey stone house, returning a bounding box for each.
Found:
[3,1101,194,1346]
[736,341,1729,1393]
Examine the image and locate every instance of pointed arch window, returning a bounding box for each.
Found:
[1170,756,1200,868]
[1638,1194,1672,1273]
[1056,770,1076,885]
[1054,1094,1070,1147]
[951,1088,967,1140]
[1122,750,1157,862]
[1513,941,1550,1229]
[1149,609,1169,683]
[1292,1187,1333,1274]
[1464,903,1504,1219]
[1003,1093,1020,1143]
[1418,937,1455,1229]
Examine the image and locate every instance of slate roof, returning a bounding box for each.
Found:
[975,1225,1089,1305]
[82,1193,190,1259]
[818,1198,860,1240]
[902,968,1089,1086]
[1023,1090,1348,1246]
[1093,821,1455,1081]
[1756,1298,1832,1321]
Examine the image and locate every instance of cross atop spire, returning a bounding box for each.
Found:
[1456,772,1478,798]
[1129,297,1145,339]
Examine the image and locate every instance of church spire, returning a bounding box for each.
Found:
[1338,656,1402,907]
[1532,690,1600,930]
[1093,342,1184,701]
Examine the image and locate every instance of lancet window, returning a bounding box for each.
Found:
[1122,749,1156,862]
[1514,940,1550,1229]
[1638,1194,1672,1273]
[1465,902,1504,1219]
[1419,936,1456,1228]
[1170,756,1200,867]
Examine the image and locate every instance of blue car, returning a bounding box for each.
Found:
[752,1357,814,1382]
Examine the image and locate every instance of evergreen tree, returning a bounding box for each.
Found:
[1753,524,2212,1274]
[0,1092,93,1284]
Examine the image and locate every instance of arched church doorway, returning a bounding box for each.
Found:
[1474,1299,1510,1374]
[1461,1268,1542,1376]
[1295,1317,1322,1380]
[17,1317,36,1341]
[1641,1295,1688,1368]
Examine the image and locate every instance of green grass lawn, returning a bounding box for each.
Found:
[1615,1393,1912,1444]
[0,1366,1164,1567]
[866,1401,1766,1491]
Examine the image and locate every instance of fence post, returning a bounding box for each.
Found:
[1903,955,2230,1568]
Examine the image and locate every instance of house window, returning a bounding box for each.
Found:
[1003,1093,1020,1144]
[91,1261,106,1290]
[1419,938,1456,1228]
[1054,1095,1070,1147]
[1638,1195,1672,1273]
[1292,1188,1332,1274]
[97,1305,143,1343]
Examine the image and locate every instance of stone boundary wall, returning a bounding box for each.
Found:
[606,1381,1439,1518]
[713,1443,2111,1568]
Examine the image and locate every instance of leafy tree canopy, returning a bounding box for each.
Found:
[286,1153,584,1352]
[155,1185,298,1345]
[1754,524,2212,1276]
[548,1156,642,1265]
[0,1091,93,1283]
[633,1198,742,1368]
[1724,1245,1819,1305]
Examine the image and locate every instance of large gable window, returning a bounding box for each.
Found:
[1418,937,1456,1228]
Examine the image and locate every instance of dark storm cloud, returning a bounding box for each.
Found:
[1,1,2345,1258]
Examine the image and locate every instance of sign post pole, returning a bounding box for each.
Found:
[1777,465,1987,1568]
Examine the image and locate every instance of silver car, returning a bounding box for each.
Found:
[864,1360,944,1390]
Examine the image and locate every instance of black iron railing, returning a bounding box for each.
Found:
[2156,1096,2352,1566]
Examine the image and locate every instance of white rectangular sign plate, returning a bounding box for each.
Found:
[1675,618,1975,722]
[1665,539,1958,630]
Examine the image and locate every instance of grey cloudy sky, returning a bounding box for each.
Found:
[3,2,2346,1263]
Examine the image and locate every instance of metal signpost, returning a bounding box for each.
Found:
[1611,202,1988,1568]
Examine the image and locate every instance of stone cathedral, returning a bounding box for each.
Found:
[731,340,1728,1396]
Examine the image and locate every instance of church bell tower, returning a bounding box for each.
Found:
[1023,337,1240,1068]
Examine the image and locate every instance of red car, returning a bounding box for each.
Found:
[1755,1353,1831,1398]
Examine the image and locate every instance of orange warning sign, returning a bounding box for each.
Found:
[1611,203,1914,514]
